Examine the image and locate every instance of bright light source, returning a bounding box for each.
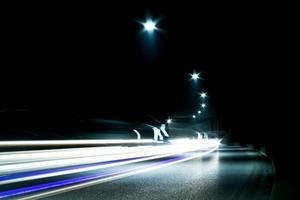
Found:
[167,119,172,124]
[143,20,157,32]
[200,92,207,98]
[0,139,155,146]
[0,139,220,198]
[198,110,201,114]
[201,103,206,108]
[191,73,200,80]
[133,129,141,140]
[192,115,196,119]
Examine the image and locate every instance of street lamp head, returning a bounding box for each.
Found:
[198,110,202,114]
[143,20,157,32]
[200,92,207,98]
[167,119,172,124]
[201,103,206,108]
[192,115,196,119]
[191,73,200,80]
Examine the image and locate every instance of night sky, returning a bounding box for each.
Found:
[1,2,298,177]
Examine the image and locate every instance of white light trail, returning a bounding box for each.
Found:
[160,124,169,137]
[0,145,163,164]
[0,139,220,185]
[17,140,220,200]
[0,139,155,147]
[0,139,219,175]
[153,127,163,141]
[133,130,141,140]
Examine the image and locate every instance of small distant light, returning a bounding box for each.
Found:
[143,20,157,32]
[191,73,200,80]
[198,110,202,114]
[167,119,172,124]
[201,103,206,108]
[200,92,207,98]
[192,115,196,119]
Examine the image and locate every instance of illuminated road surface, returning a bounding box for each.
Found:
[0,140,274,200]
[44,146,274,200]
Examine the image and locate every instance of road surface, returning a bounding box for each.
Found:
[45,146,274,200]
[0,142,274,200]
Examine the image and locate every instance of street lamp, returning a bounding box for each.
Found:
[198,110,202,114]
[200,92,207,99]
[190,73,200,80]
[192,115,196,119]
[167,119,172,124]
[201,103,206,108]
[142,19,157,33]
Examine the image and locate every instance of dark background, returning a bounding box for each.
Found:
[1,2,298,181]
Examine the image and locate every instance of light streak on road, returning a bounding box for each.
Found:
[133,130,141,140]
[0,139,155,147]
[0,140,218,185]
[0,139,220,199]
[0,155,151,185]
[0,139,218,175]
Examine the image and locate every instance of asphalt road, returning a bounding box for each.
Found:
[41,145,274,200]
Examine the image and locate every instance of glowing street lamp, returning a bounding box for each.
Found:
[198,110,202,114]
[192,115,196,119]
[167,119,172,124]
[201,103,206,108]
[143,19,157,33]
[190,73,200,80]
[200,92,207,99]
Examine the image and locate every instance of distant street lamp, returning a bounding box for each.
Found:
[190,73,200,80]
[201,103,206,108]
[167,119,172,124]
[198,110,202,114]
[192,115,196,119]
[140,17,159,34]
[200,92,207,99]
[143,19,157,32]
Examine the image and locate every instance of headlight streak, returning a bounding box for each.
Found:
[0,140,219,199]
[0,139,156,147]
[0,140,215,175]
[0,140,218,185]
[0,155,152,185]
[0,145,163,164]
